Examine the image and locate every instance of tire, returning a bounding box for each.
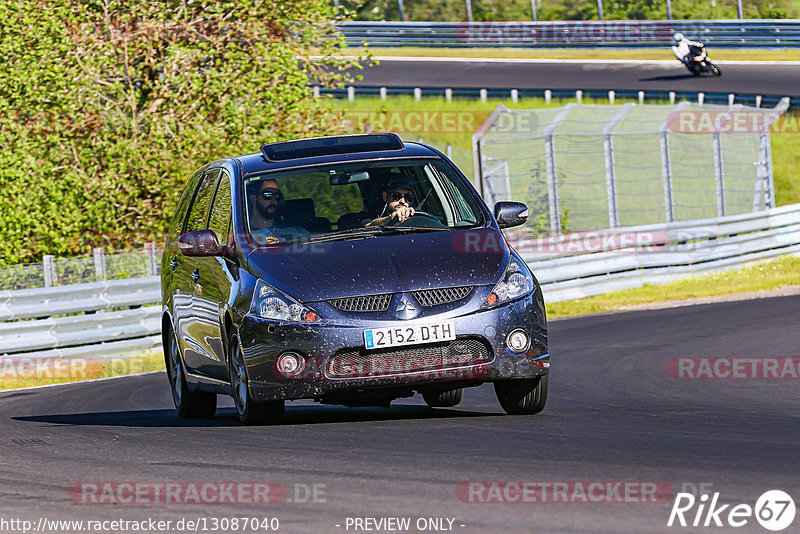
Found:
[422,387,463,408]
[165,327,217,419]
[494,375,548,415]
[707,62,721,76]
[227,329,284,425]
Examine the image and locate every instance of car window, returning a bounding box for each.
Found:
[208,171,232,244]
[169,171,203,238]
[185,169,220,233]
[244,158,485,246]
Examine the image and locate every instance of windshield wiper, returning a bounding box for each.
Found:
[299,225,450,244]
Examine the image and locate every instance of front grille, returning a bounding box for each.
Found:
[325,338,492,379]
[412,286,474,307]
[328,294,392,312]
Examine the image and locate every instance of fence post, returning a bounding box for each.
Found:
[93,247,107,280]
[602,103,634,228]
[380,87,387,101]
[666,0,672,19]
[543,103,577,235]
[712,133,725,217]
[145,242,158,277]
[43,255,55,287]
[608,90,615,104]
[658,102,688,223]
[576,90,583,104]
[638,91,644,104]
[480,89,487,103]
[414,87,422,101]
[763,133,775,209]
[511,89,518,103]
[312,86,320,98]
[544,90,551,105]
[445,88,452,102]
[347,86,355,102]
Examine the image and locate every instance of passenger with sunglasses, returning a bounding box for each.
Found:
[246,179,309,244]
[365,180,417,227]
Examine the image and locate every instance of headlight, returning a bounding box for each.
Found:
[250,280,320,322]
[484,258,535,307]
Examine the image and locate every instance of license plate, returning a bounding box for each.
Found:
[364,321,456,350]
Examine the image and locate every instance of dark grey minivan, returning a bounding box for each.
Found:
[161,133,548,424]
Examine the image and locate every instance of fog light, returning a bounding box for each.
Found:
[506,329,530,353]
[276,352,305,377]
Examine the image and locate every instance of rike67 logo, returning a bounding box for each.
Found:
[668,490,796,531]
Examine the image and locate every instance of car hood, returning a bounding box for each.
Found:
[246,228,508,302]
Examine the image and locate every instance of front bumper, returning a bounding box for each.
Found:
[237,291,548,402]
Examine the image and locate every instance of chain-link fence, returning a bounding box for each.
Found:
[475,99,790,235]
[0,245,162,291]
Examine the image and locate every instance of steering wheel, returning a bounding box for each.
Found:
[387,210,446,228]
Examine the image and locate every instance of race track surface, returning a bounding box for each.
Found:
[353,58,800,97]
[1,295,798,533]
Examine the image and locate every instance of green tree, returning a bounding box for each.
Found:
[0,0,363,264]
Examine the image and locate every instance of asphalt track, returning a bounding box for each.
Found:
[1,294,799,533]
[352,58,800,98]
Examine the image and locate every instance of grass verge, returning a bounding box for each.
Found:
[0,350,165,391]
[348,47,800,62]
[547,254,800,319]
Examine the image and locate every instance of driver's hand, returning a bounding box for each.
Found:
[390,205,415,222]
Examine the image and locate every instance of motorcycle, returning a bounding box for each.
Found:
[683,45,721,76]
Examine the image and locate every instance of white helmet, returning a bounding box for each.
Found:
[673,32,684,41]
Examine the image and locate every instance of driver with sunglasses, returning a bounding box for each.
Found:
[365,180,417,227]
[247,179,309,244]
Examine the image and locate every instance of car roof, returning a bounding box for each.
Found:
[233,139,441,177]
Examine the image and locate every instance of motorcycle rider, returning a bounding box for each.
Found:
[672,32,705,66]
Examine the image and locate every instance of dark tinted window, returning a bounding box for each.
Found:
[169,172,203,237]
[209,171,232,244]
[185,169,220,232]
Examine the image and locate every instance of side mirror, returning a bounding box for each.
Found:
[494,202,528,229]
[178,230,227,257]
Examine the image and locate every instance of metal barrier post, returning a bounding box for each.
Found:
[145,242,158,277]
[43,255,55,287]
[93,247,107,280]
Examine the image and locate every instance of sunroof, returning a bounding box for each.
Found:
[260,133,404,162]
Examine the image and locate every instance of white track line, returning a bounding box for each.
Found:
[0,370,165,394]
[363,55,800,66]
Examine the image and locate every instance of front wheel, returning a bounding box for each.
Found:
[165,327,217,419]
[423,387,463,408]
[494,376,548,415]
[227,330,284,425]
[706,62,721,76]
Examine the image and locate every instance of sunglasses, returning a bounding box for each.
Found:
[259,191,283,201]
[387,191,416,204]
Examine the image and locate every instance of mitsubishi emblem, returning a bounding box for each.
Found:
[394,295,418,319]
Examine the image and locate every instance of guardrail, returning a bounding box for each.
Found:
[0,277,162,364]
[1,205,798,363]
[341,20,800,48]
[519,204,800,302]
[321,86,798,111]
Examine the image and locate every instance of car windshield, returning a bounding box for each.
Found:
[244,158,485,246]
